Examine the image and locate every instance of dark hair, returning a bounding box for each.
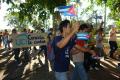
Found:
[12,29,17,33]
[31,30,34,33]
[49,28,53,31]
[5,29,8,32]
[23,28,27,32]
[48,32,53,41]
[79,23,89,30]
[41,29,45,33]
[98,28,104,32]
[59,20,70,33]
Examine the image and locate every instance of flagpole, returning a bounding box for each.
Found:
[103,0,107,31]
[77,5,79,20]
[0,0,1,9]
[76,0,80,21]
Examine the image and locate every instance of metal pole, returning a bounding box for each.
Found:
[104,0,107,30]
[76,0,80,20]
[96,11,97,27]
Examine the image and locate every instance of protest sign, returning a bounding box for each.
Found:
[12,33,47,48]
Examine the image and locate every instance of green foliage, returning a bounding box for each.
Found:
[5,11,29,30]
[2,0,14,4]
[115,20,120,29]
[3,0,66,29]
[88,0,120,28]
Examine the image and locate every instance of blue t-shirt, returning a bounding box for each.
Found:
[53,35,76,72]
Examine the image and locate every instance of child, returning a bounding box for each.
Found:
[71,24,96,80]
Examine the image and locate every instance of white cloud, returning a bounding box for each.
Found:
[0,3,11,30]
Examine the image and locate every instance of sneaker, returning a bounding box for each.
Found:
[90,67,94,70]
[94,67,99,70]
[104,56,109,60]
[18,63,22,67]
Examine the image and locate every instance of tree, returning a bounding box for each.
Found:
[3,0,67,29]
[90,0,120,28]
[5,11,29,31]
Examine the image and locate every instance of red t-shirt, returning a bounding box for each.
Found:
[75,40,85,47]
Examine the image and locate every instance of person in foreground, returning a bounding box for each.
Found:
[53,20,79,80]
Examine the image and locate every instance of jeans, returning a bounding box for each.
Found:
[109,41,118,57]
[72,62,88,80]
[55,72,68,80]
[23,48,30,62]
[84,53,91,72]
[13,48,21,64]
[96,47,106,57]
[3,40,10,49]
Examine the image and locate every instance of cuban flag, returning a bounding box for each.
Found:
[76,32,90,40]
[58,5,76,16]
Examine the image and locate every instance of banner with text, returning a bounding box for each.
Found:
[12,33,47,48]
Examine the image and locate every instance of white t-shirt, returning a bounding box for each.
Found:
[72,51,84,62]
[109,30,117,41]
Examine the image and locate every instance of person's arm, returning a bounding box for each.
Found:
[57,22,79,48]
[57,31,76,48]
[73,44,96,56]
[88,42,95,46]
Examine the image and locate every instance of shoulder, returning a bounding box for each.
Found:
[54,35,63,40]
[53,36,62,43]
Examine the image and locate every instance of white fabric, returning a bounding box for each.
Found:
[109,30,117,41]
[72,52,84,62]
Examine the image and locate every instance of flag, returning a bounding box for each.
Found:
[94,16,102,19]
[58,5,76,16]
[76,32,90,40]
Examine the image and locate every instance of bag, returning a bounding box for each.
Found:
[47,40,55,61]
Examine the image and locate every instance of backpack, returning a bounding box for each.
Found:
[47,39,55,61]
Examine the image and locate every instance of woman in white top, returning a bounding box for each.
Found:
[108,25,118,58]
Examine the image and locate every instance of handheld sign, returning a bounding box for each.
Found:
[11,33,47,48]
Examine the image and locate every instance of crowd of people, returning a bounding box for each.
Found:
[0,20,119,80]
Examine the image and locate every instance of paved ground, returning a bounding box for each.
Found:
[0,48,120,80]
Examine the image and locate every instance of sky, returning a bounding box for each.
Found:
[0,0,26,30]
[0,3,11,30]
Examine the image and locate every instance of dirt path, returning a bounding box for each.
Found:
[0,49,120,80]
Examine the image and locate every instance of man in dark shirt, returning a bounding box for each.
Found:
[53,20,79,80]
